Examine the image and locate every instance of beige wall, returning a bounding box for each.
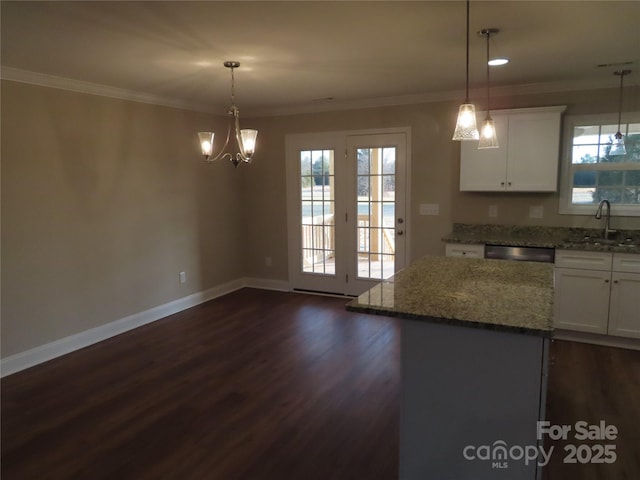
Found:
[3,79,640,359]
[1,80,244,357]
[241,86,640,280]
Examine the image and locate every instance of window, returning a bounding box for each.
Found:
[559,112,640,215]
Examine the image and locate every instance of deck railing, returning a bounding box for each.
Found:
[302,214,335,267]
[302,213,396,268]
[357,215,395,256]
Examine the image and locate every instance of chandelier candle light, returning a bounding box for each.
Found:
[610,69,632,156]
[452,0,479,141]
[478,28,499,149]
[198,61,258,167]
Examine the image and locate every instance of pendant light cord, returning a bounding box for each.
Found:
[616,71,624,131]
[464,0,470,103]
[485,32,491,114]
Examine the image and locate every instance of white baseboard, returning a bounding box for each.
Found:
[242,277,290,292]
[0,278,247,377]
[553,329,640,351]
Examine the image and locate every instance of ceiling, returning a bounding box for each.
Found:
[2,1,639,116]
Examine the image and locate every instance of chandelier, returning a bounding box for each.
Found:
[198,61,258,167]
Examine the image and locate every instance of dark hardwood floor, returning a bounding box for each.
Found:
[2,288,639,479]
[543,340,640,480]
[2,289,400,479]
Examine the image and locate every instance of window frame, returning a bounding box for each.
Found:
[559,111,640,216]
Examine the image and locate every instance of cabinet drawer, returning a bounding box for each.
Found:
[613,253,640,273]
[445,243,484,258]
[555,250,612,271]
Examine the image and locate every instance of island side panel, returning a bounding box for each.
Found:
[400,318,548,480]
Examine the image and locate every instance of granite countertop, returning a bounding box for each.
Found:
[443,223,640,254]
[347,256,554,336]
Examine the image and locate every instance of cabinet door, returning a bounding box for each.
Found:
[608,272,640,339]
[506,111,561,191]
[459,114,509,191]
[553,268,610,334]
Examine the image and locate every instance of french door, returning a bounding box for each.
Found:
[286,128,409,296]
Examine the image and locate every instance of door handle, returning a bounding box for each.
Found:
[397,230,404,236]
[397,218,404,224]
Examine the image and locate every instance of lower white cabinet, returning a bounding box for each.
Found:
[554,251,640,339]
[444,243,484,258]
[608,272,640,338]
[554,267,611,334]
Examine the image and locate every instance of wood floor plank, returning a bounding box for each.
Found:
[2,288,639,479]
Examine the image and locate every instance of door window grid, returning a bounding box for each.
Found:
[356,147,396,279]
[300,150,335,275]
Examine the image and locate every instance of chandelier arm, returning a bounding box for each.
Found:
[205,124,233,163]
[232,107,251,161]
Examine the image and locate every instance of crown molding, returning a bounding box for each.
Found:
[247,76,623,117]
[0,66,216,114]
[1,65,626,118]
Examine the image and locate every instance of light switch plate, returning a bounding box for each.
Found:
[419,203,440,216]
[488,205,498,217]
[529,205,544,218]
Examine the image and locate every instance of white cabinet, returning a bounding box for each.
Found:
[444,243,484,258]
[460,106,566,192]
[554,251,640,339]
[554,267,610,334]
[608,254,640,339]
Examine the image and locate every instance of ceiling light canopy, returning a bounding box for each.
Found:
[452,0,480,141]
[488,58,509,66]
[197,61,258,167]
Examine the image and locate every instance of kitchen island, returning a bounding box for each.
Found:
[347,256,554,480]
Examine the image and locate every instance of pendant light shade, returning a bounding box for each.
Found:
[453,0,479,141]
[479,115,499,149]
[478,28,499,150]
[610,69,631,156]
[453,104,480,140]
[609,132,626,156]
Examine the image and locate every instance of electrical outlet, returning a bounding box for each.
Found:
[179,271,186,284]
[488,205,498,217]
[529,206,544,219]
[419,203,440,216]
[265,257,272,267]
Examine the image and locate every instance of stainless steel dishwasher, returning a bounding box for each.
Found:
[484,244,555,263]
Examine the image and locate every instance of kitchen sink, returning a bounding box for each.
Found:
[563,234,638,247]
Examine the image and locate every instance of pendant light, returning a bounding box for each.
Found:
[452,0,479,141]
[198,61,258,167]
[610,69,631,156]
[478,28,499,149]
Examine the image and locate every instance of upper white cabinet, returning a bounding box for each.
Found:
[460,106,567,192]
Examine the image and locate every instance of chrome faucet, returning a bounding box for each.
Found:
[595,199,616,239]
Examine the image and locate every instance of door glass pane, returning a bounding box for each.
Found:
[300,150,335,276]
[356,147,396,280]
